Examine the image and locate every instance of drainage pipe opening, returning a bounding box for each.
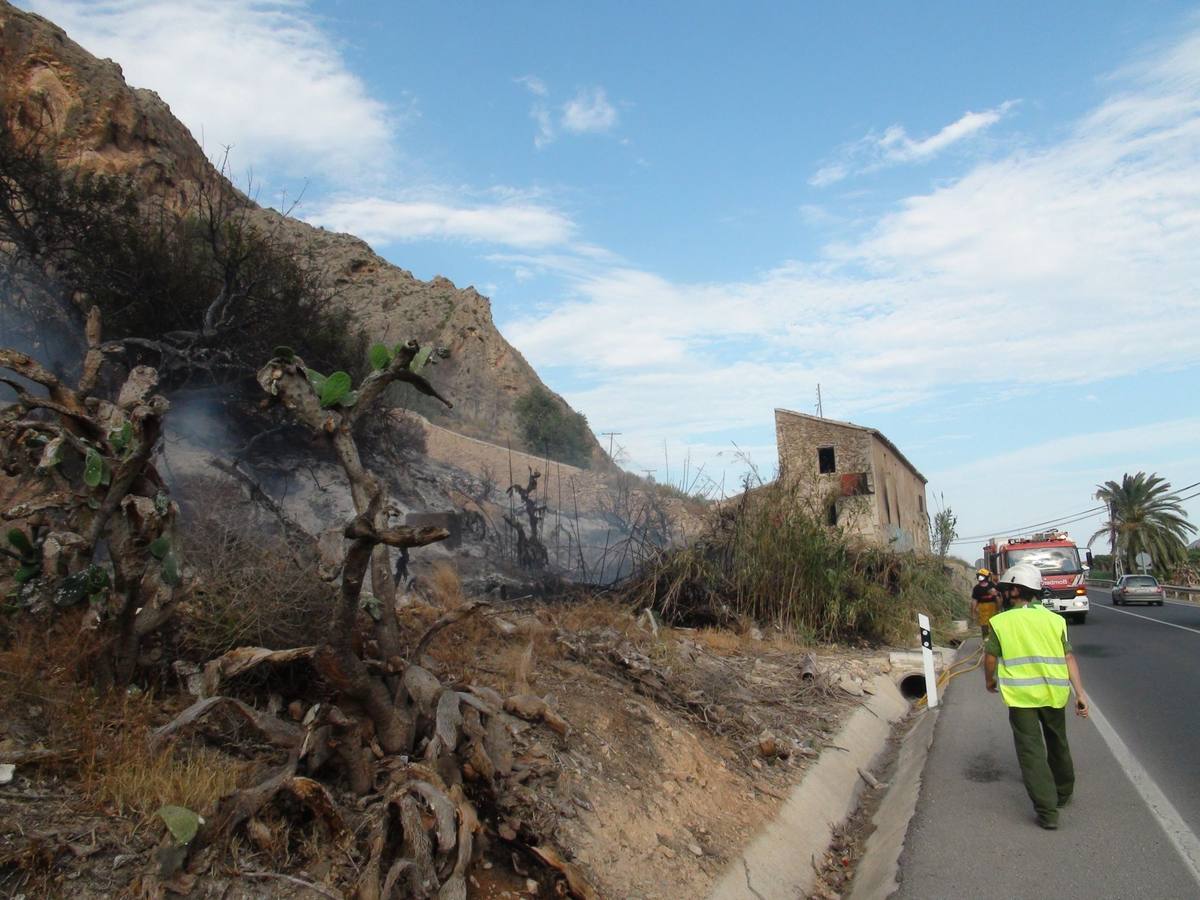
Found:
[899,673,928,700]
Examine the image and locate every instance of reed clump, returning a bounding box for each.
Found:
[626,479,963,644]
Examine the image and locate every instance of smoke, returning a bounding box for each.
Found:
[161,388,241,455]
[0,280,87,399]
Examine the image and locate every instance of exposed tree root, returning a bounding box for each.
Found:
[1,329,598,898]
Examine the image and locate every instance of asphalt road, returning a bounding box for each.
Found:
[1079,591,1200,836]
[893,595,1200,899]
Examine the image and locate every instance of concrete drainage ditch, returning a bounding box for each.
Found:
[709,675,909,900]
[707,644,962,899]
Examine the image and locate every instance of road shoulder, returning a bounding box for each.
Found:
[892,640,1197,899]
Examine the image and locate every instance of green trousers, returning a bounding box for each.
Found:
[1008,705,1075,824]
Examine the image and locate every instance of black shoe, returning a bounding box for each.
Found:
[1038,817,1059,830]
[1058,795,1073,809]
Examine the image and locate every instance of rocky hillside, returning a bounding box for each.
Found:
[0,0,596,456]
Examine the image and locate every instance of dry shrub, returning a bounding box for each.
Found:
[357,410,428,465]
[174,476,333,659]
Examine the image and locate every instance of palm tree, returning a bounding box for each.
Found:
[1090,472,1196,575]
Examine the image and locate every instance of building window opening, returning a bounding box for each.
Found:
[883,485,892,524]
[827,502,839,526]
[919,495,925,514]
[818,446,836,474]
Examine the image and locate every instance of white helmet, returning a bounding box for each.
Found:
[998,563,1043,593]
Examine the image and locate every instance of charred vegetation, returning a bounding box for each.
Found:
[0,322,591,898]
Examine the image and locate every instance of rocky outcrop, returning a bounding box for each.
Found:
[0,0,596,457]
[262,209,574,448]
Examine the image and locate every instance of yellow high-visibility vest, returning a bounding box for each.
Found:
[989,604,1070,708]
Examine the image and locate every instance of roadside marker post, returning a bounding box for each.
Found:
[918,613,938,708]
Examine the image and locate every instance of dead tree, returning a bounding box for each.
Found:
[0,307,180,686]
[504,467,549,570]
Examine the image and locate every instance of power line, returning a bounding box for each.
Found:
[950,507,1107,544]
[948,479,1200,546]
[950,506,1106,544]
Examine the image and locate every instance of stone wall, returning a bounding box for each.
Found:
[775,410,877,543]
[869,438,930,552]
[394,411,708,579]
[775,411,874,483]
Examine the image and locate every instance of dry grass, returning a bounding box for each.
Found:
[692,628,748,655]
[0,619,248,822]
[546,597,638,636]
[428,561,464,609]
[77,697,250,818]
[410,587,648,698]
[692,626,808,657]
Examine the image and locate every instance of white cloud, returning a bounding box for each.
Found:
[307,197,576,248]
[882,102,1017,161]
[515,75,548,97]
[24,0,395,182]
[532,105,556,149]
[515,75,557,147]
[24,3,587,249]
[506,29,1200,480]
[515,79,619,147]
[808,163,849,188]
[561,87,618,134]
[810,101,1016,185]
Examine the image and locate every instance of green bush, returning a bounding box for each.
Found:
[628,479,965,644]
[514,386,592,468]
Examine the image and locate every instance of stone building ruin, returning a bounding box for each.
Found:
[775,408,931,552]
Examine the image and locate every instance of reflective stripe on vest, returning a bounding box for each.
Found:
[990,605,1070,708]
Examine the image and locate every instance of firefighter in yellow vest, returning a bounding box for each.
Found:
[985,563,1089,830]
[971,567,1001,638]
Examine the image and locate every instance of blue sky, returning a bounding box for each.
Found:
[22,0,1200,555]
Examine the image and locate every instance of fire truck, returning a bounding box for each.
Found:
[981,530,1092,624]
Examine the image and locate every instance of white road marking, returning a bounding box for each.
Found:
[1165,597,1200,609]
[1088,699,1200,886]
[1092,604,1200,636]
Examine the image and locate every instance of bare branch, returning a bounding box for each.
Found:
[77,305,104,395]
[150,695,303,750]
[414,600,490,661]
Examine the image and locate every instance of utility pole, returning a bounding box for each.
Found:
[600,431,621,459]
[641,469,656,481]
[816,384,823,418]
